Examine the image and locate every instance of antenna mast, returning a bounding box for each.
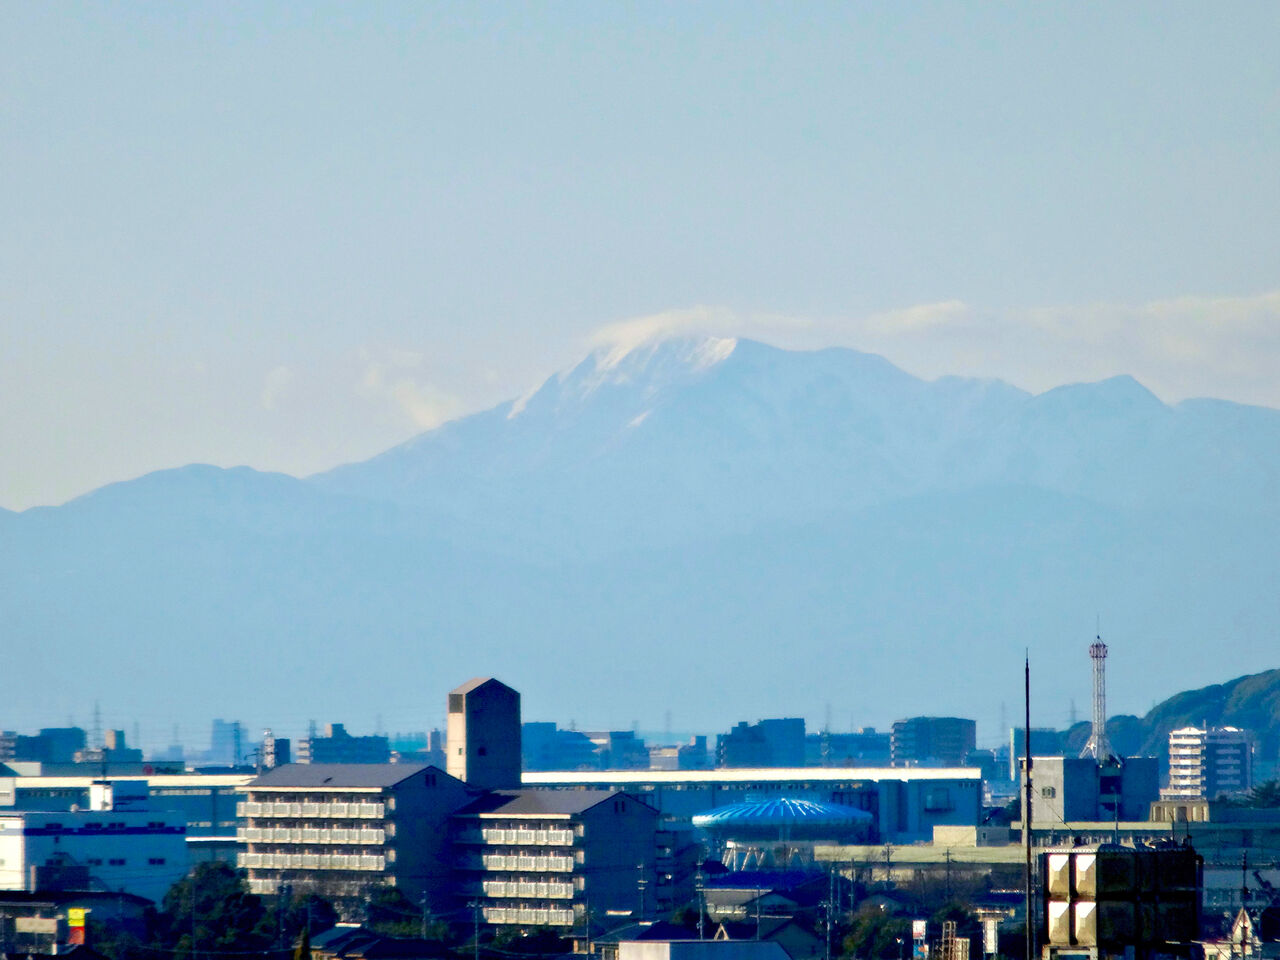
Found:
[1080,634,1112,760]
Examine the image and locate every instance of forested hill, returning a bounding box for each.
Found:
[1064,668,1280,760]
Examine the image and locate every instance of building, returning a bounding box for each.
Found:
[447,678,521,790]
[1031,756,1159,827]
[1,770,248,868]
[803,729,890,767]
[717,720,806,769]
[208,719,244,766]
[521,766,982,844]
[236,763,471,910]
[0,729,88,766]
[1041,842,1201,960]
[649,737,712,772]
[452,788,668,927]
[73,730,143,766]
[262,730,291,769]
[0,801,188,901]
[297,724,389,765]
[890,718,976,768]
[1165,726,1253,800]
[1004,728,1063,782]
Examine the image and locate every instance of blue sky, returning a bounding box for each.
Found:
[3,2,1279,509]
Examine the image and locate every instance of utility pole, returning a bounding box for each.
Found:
[637,861,648,920]
[471,900,480,960]
[695,869,705,941]
[421,893,428,939]
[1024,653,1034,960]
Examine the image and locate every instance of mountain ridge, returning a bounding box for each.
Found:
[3,337,1278,735]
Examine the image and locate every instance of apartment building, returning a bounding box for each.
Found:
[890,717,976,767]
[452,788,664,928]
[236,764,470,909]
[1166,726,1253,800]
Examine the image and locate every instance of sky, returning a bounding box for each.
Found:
[3,2,1279,511]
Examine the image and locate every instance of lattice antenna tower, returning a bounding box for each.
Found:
[1079,633,1112,760]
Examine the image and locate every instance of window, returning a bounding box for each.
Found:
[149,858,166,865]
[109,858,126,866]
[86,858,103,866]
[1041,787,1057,799]
[478,747,487,756]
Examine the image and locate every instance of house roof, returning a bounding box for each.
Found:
[248,763,440,789]
[454,788,637,818]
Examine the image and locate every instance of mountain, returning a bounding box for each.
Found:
[1062,668,1280,765]
[3,337,1279,740]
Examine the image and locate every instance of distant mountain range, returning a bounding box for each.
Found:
[3,337,1278,739]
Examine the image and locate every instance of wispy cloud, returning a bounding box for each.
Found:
[261,365,296,410]
[357,348,463,429]
[584,290,1280,409]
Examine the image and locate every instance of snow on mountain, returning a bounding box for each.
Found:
[4,337,1279,733]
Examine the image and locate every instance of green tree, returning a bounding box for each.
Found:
[842,904,910,960]
[155,862,274,959]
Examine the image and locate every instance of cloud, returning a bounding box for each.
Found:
[582,290,1280,409]
[261,365,295,410]
[357,349,463,430]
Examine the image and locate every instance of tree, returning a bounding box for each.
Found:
[842,903,910,959]
[155,862,274,959]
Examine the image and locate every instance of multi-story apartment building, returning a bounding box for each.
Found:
[296,724,389,765]
[890,717,976,767]
[452,788,665,928]
[236,763,470,909]
[1165,726,1253,800]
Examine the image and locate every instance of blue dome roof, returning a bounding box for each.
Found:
[692,797,873,830]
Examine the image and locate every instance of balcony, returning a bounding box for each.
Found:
[475,828,575,846]
[238,851,387,872]
[238,800,385,820]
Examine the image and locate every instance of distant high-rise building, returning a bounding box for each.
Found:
[262,729,291,769]
[1006,728,1065,781]
[1165,726,1253,800]
[716,718,806,768]
[890,717,976,767]
[446,677,521,789]
[209,719,244,766]
[522,722,597,771]
[296,723,388,764]
[804,728,891,767]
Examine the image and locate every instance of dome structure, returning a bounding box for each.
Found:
[692,798,874,871]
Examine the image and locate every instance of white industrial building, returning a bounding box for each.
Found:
[0,783,188,902]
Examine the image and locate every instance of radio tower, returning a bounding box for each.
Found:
[1080,634,1112,760]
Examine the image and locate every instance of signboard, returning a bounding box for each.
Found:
[983,919,998,955]
[15,917,58,934]
[67,908,87,928]
[913,920,927,940]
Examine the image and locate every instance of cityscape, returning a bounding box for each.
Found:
[3,656,1279,960]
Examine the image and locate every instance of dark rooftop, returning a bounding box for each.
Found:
[454,788,650,817]
[248,763,446,789]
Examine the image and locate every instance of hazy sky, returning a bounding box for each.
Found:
[4,2,1279,510]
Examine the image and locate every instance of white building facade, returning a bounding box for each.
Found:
[1166,726,1253,800]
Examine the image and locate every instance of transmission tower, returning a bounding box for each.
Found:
[1079,636,1112,760]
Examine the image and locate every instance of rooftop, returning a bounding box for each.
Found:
[247,763,440,789]
[455,788,649,818]
[522,767,979,786]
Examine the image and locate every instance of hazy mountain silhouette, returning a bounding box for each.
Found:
[4,338,1278,737]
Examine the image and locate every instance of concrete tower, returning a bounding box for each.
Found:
[446,678,522,789]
